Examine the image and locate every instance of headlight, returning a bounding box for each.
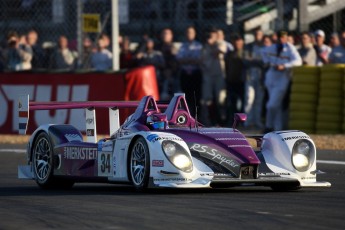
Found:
[292,139,315,172]
[163,142,176,157]
[162,140,193,172]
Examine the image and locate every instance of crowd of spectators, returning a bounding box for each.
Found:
[1,27,345,131]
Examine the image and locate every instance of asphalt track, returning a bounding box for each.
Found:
[1,144,345,230]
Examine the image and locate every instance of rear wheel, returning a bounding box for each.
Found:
[129,137,150,190]
[32,132,54,188]
[32,132,74,189]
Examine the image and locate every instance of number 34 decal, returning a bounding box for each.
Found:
[98,152,112,177]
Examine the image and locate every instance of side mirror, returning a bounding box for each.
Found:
[232,113,247,129]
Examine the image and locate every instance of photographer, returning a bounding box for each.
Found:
[5,31,32,71]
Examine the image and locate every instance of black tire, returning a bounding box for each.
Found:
[32,132,55,188]
[129,137,150,190]
[32,132,74,189]
[271,185,301,192]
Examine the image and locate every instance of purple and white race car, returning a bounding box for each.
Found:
[18,93,330,191]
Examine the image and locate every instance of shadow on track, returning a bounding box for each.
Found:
[0,183,323,197]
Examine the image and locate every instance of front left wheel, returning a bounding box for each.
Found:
[129,137,150,190]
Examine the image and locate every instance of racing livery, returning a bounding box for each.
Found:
[18,93,330,190]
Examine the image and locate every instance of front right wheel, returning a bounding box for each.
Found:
[129,137,150,190]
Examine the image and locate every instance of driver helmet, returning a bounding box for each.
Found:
[147,113,167,130]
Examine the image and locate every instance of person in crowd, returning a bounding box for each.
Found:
[260,35,273,128]
[261,35,273,60]
[244,28,266,130]
[90,36,113,71]
[298,32,317,66]
[49,35,76,70]
[136,38,165,89]
[313,30,331,66]
[100,33,111,50]
[225,34,248,123]
[135,32,150,54]
[287,34,295,46]
[270,32,278,44]
[200,27,227,126]
[176,26,203,117]
[119,36,135,69]
[26,29,44,69]
[261,31,302,132]
[329,30,345,64]
[79,36,94,70]
[155,28,179,100]
[217,28,234,53]
[329,32,340,48]
[4,31,32,71]
[306,32,316,45]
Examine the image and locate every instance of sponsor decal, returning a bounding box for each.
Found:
[64,147,98,160]
[19,123,26,130]
[86,129,94,136]
[86,118,94,124]
[152,160,164,167]
[190,144,239,168]
[147,134,183,143]
[282,135,310,141]
[65,134,83,142]
[98,152,112,177]
[19,111,28,118]
[153,178,192,182]
[213,173,232,177]
[301,176,316,180]
[200,173,214,177]
[259,172,290,176]
[147,134,159,142]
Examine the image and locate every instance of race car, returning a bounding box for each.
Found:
[18,93,331,191]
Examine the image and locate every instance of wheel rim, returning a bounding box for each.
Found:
[130,142,147,186]
[33,137,51,181]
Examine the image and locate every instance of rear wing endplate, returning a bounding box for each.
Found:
[18,95,29,135]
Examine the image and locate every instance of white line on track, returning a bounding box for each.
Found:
[317,160,345,166]
[0,149,26,153]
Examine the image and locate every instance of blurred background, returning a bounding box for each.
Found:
[1,0,345,53]
[1,0,345,135]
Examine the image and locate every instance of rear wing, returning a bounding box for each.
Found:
[18,95,167,143]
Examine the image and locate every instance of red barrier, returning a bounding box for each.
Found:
[0,66,159,134]
[125,65,159,101]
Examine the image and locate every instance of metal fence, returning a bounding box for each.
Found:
[1,0,345,67]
